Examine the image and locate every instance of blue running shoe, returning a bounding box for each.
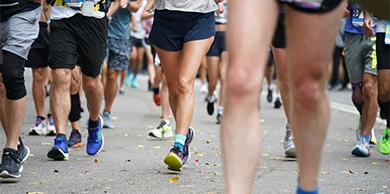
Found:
[87,115,104,155]
[103,111,114,129]
[124,75,131,87]
[47,136,69,160]
[352,138,370,157]
[183,127,195,165]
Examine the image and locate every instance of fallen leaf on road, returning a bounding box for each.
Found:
[153,146,161,149]
[320,171,330,175]
[26,192,46,194]
[349,169,354,174]
[29,154,34,157]
[197,154,203,157]
[372,162,378,165]
[41,143,52,146]
[206,140,211,144]
[129,182,135,185]
[343,140,349,143]
[53,170,58,173]
[213,172,219,175]
[94,159,99,163]
[124,134,128,137]
[125,159,131,162]
[137,145,144,148]
[262,154,269,156]
[352,188,367,191]
[170,176,179,183]
[383,186,388,189]
[342,158,347,161]
[364,172,368,174]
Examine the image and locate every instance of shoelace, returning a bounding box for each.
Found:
[157,121,167,129]
[49,117,54,125]
[35,118,44,127]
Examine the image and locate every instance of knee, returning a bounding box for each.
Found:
[363,81,377,98]
[32,69,46,84]
[291,77,322,110]
[83,76,100,92]
[226,65,262,98]
[2,64,26,100]
[52,69,71,86]
[378,85,390,101]
[178,77,193,95]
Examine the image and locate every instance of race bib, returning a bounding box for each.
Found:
[385,20,390,45]
[63,0,84,9]
[351,8,364,27]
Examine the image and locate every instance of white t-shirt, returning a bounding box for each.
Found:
[51,0,105,20]
[153,0,217,13]
[377,20,386,33]
[130,0,146,39]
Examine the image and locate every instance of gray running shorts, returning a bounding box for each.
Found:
[0,7,40,61]
[344,33,377,83]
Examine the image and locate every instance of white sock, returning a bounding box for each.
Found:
[163,119,170,125]
[218,106,224,115]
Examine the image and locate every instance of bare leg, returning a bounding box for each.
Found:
[104,69,120,112]
[361,74,378,137]
[206,56,220,98]
[161,74,171,120]
[285,4,345,191]
[83,74,103,121]
[221,0,279,193]
[32,67,47,118]
[218,51,228,109]
[50,69,72,135]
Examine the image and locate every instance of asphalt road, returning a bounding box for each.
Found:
[0,69,389,194]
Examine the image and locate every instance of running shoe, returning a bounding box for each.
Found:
[355,116,376,145]
[216,113,222,124]
[46,115,56,136]
[164,147,185,172]
[47,136,69,160]
[29,117,47,136]
[0,137,30,178]
[153,93,161,106]
[379,127,390,155]
[284,124,296,158]
[207,94,217,115]
[67,130,82,148]
[183,127,195,165]
[267,87,273,103]
[274,96,282,109]
[103,111,114,129]
[131,79,139,88]
[119,87,125,94]
[87,115,104,155]
[124,75,131,87]
[148,120,173,138]
[351,138,370,157]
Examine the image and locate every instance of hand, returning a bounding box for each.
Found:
[132,26,138,32]
[46,24,50,33]
[363,13,375,37]
[120,0,128,9]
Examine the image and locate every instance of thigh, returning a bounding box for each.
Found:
[376,33,390,70]
[285,3,345,83]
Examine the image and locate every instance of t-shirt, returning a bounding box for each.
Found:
[376,20,386,33]
[51,0,106,20]
[344,3,364,34]
[0,0,40,22]
[108,7,131,39]
[130,0,146,39]
[153,0,217,13]
[214,2,227,24]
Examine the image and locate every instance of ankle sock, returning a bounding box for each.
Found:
[37,116,45,120]
[174,134,186,152]
[153,87,160,94]
[163,119,170,125]
[218,106,224,115]
[88,118,99,128]
[127,69,133,76]
[297,186,318,194]
[360,134,370,142]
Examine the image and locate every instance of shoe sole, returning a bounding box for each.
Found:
[352,147,370,157]
[87,134,104,155]
[164,153,182,172]
[70,143,83,148]
[0,166,22,178]
[285,146,297,158]
[47,147,69,160]
[103,125,114,129]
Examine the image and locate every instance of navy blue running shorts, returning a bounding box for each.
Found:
[150,10,215,52]
[206,31,226,57]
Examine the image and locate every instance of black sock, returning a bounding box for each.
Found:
[68,93,81,122]
[47,114,52,119]
[153,87,160,95]
[37,116,45,120]
[352,98,364,115]
[378,99,390,128]
[88,118,99,128]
